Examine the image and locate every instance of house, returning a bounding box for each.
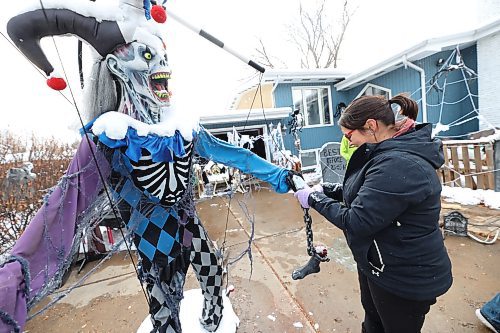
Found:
[200,18,500,187]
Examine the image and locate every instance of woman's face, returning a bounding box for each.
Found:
[341,126,369,147]
[341,119,383,146]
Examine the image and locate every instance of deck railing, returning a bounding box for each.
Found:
[438,140,496,190]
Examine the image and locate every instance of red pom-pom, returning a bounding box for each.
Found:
[47,77,67,90]
[151,5,167,23]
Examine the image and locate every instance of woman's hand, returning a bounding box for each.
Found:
[294,185,314,208]
[322,182,343,201]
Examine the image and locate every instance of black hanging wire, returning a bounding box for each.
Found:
[77,0,96,89]
[78,40,84,89]
[35,0,151,307]
[220,71,299,289]
[0,31,78,107]
[242,74,296,166]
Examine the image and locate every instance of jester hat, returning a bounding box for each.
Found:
[7,0,167,90]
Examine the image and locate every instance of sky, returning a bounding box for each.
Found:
[0,0,481,142]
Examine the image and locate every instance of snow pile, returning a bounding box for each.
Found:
[441,186,500,210]
[137,289,239,333]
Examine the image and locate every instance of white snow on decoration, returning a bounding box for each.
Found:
[92,110,197,141]
[137,289,239,333]
[432,122,450,137]
[131,25,166,54]
[441,186,500,210]
[18,0,165,50]
[293,321,303,328]
[267,315,276,321]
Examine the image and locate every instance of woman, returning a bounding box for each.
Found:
[294,94,452,333]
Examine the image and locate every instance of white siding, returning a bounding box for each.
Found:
[478,34,500,129]
[477,1,500,129]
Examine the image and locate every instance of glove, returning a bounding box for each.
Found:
[322,182,343,202]
[312,184,324,193]
[294,185,314,208]
[286,170,304,192]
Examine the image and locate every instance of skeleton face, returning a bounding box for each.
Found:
[106,41,171,123]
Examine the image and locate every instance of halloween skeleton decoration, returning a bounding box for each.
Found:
[0,1,292,332]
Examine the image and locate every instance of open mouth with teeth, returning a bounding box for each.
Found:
[149,72,171,102]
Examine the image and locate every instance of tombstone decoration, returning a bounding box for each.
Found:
[2,162,37,200]
[443,211,468,237]
[319,142,346,184]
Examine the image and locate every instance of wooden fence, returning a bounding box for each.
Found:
[438,141,496,190]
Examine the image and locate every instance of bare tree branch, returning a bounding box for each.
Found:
[255,38,276,69]
[255,0,356,69]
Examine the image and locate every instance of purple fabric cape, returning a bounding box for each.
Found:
[0,138,109,333]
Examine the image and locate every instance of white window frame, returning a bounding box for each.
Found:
[292,86,334,128]
[356,83,392,99]
[300,149,320,171]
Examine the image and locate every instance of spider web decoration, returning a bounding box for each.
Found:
[410,45,497,139]
[406,45,500,190]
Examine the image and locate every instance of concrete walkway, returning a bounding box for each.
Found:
[26,189,499,332]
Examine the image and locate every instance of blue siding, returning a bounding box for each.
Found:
[414,46,478,137]
[338,46,478,138]
[345,67,422,111]
[216,44,480,157]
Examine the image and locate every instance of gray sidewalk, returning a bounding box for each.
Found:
[26,189,499,332]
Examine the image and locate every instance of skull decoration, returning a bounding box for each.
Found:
[107,41,172,123]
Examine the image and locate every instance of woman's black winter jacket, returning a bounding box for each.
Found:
[308,123,452,301]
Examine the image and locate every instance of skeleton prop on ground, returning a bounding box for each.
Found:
[0,1,291,332]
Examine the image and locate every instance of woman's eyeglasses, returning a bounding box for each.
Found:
[344,129,356,141]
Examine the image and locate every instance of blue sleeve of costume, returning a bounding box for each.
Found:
[194,127,290,193]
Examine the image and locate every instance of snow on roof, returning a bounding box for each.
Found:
[335,18,500,91]
[199,107,291,125]
[262,68,350,84]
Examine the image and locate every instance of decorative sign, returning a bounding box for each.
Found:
[443,211,468,237]
[319,142,346,184]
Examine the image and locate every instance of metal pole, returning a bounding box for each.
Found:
[167,9,266,73]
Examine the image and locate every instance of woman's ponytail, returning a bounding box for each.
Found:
[389,94,419,121]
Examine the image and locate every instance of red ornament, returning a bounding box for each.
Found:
[151,5,167,23]
[47,77,67,90]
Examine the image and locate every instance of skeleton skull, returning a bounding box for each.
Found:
[107,41,171,124]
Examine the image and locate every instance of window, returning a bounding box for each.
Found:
[292,87,333,127]
[300,149,319,171]
[357,83,391,99]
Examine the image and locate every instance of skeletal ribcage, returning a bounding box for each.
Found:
[129,141,193,206]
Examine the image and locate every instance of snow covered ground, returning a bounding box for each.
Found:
[441,185,500,210]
